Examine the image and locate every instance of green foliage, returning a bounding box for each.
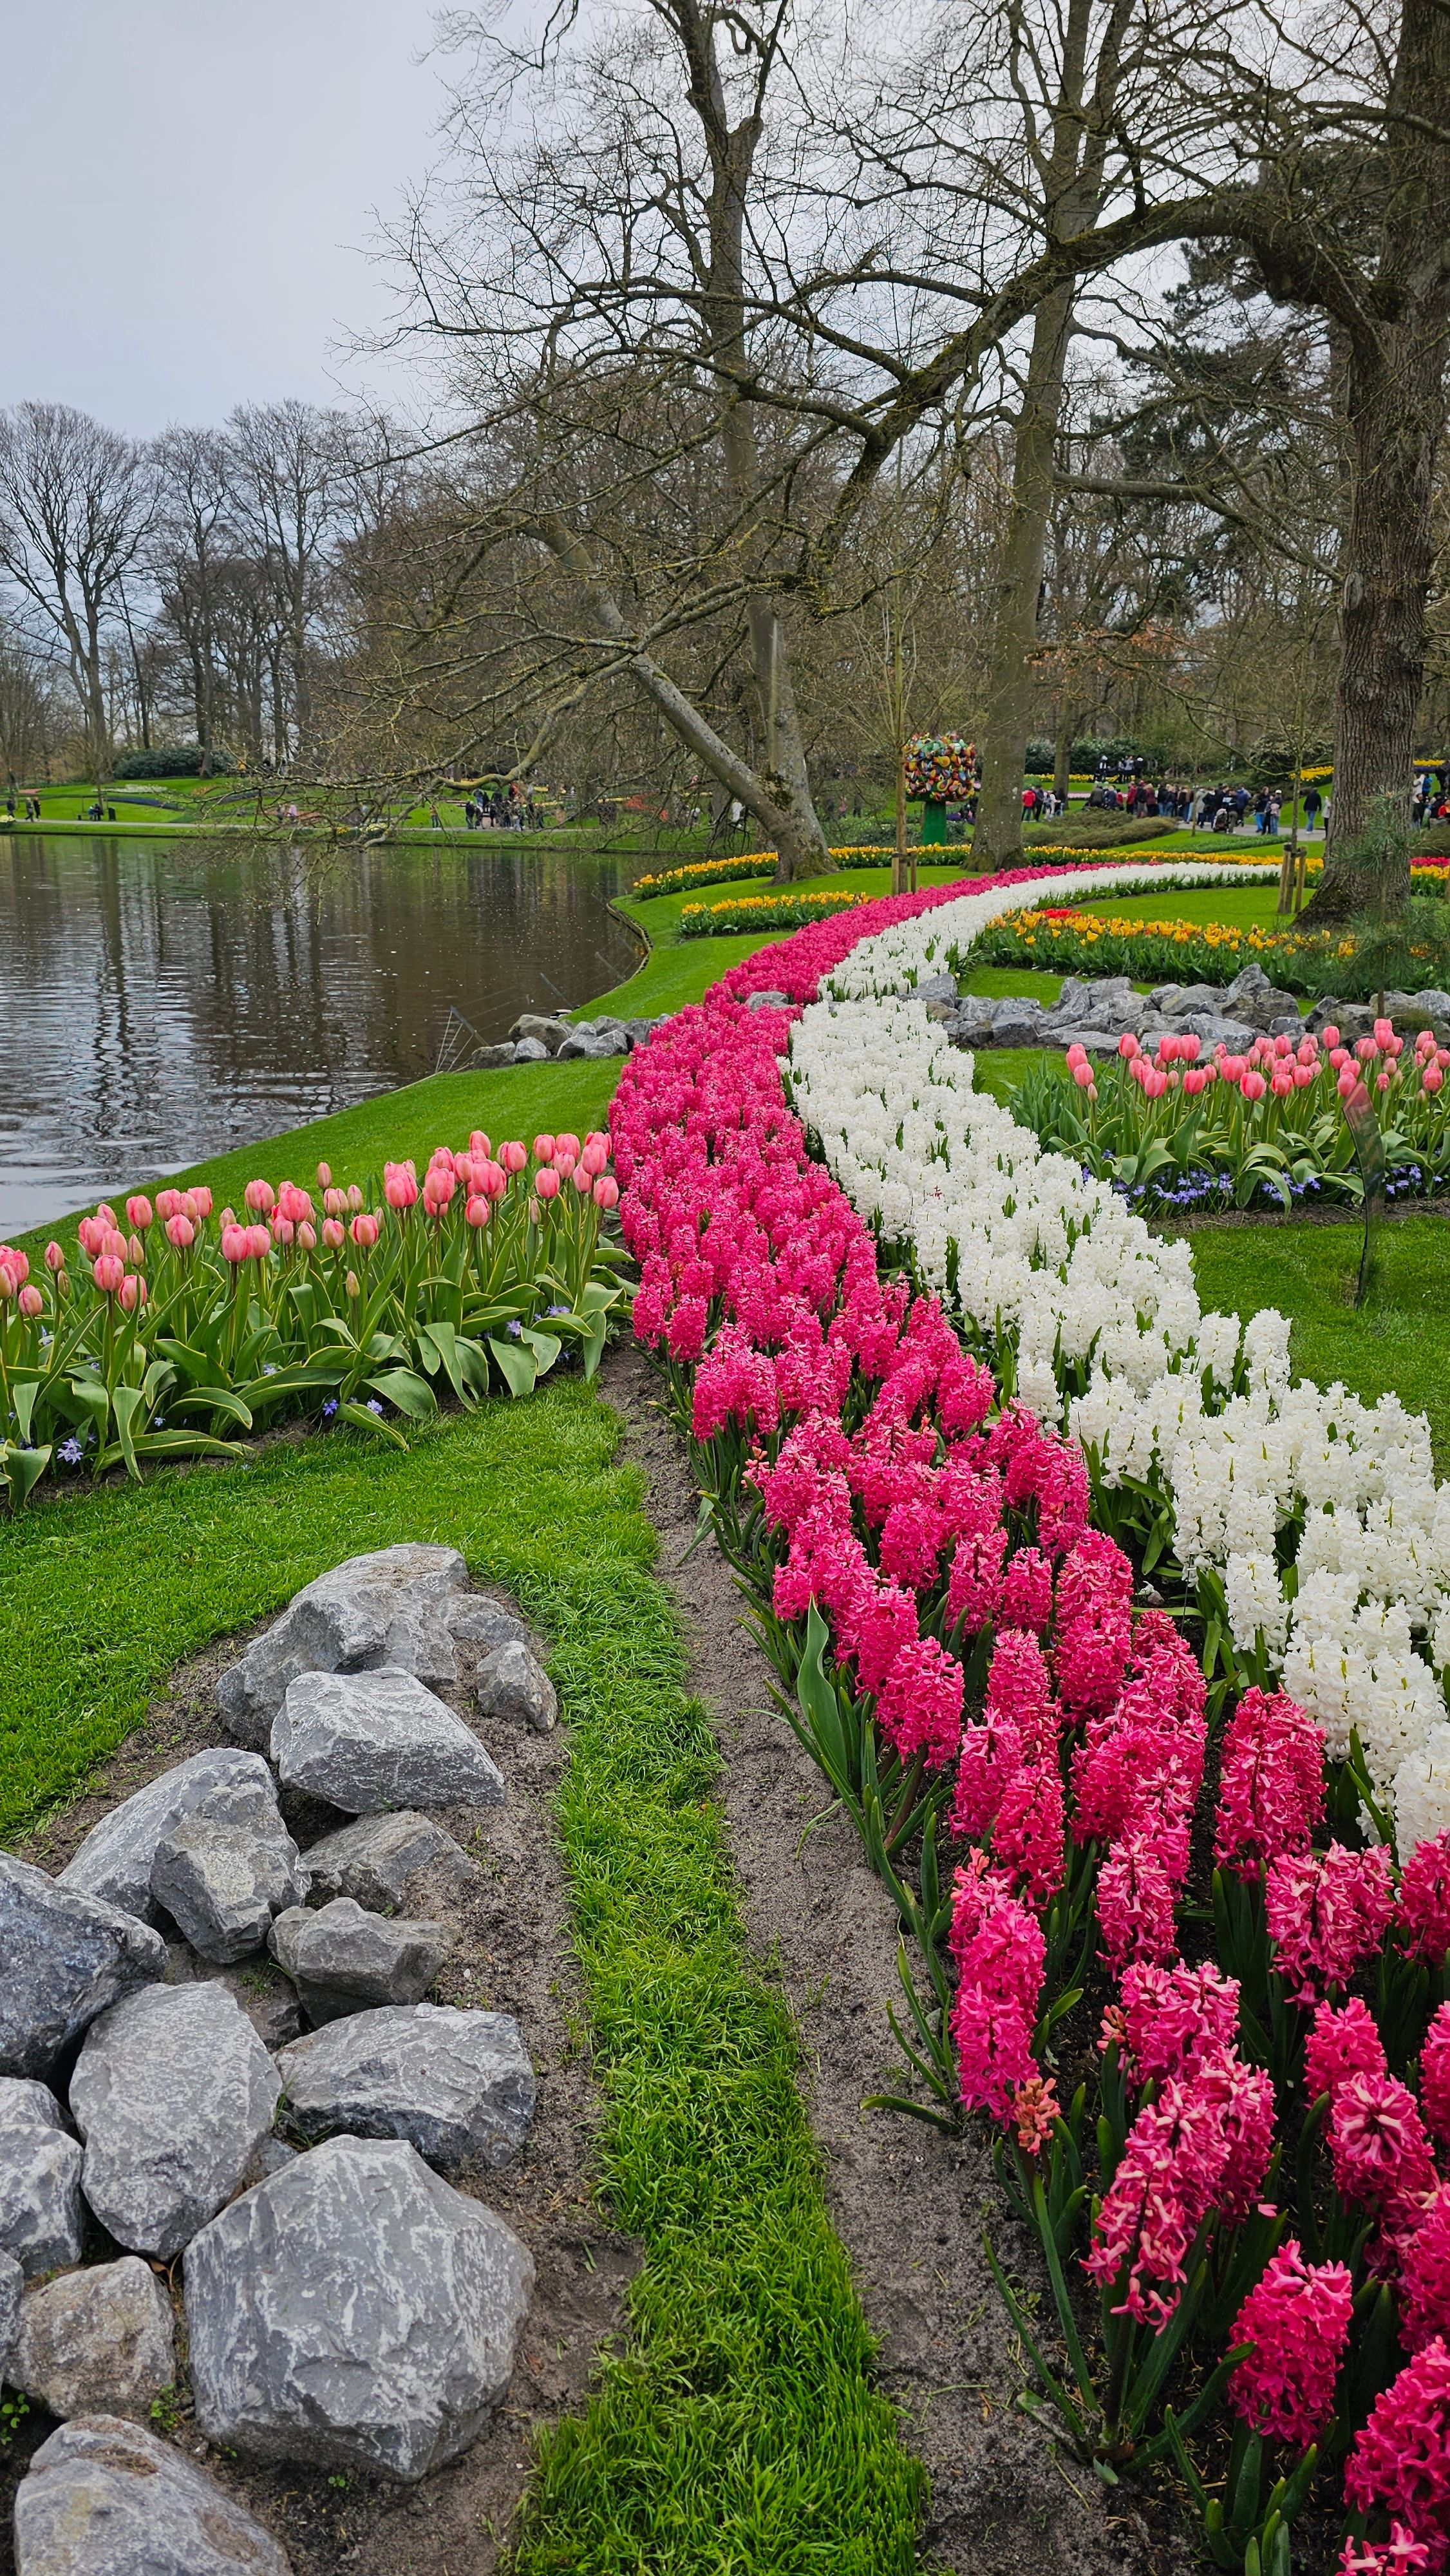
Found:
[0,1385,925,2564]
[113,744,235,779]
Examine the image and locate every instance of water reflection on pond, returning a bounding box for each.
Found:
[0,833,643,1234]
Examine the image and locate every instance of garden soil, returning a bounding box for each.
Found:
[601,1341,1190,2576]
[3,1605,639,2576]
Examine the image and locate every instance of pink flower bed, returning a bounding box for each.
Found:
[610,871,1450,2568]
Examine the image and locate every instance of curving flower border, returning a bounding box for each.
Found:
[611,863,1450,2568]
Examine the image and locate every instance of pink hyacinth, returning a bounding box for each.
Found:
[1330,2070,1436,2222]
[1108,1958,1241,2085]
[1400,2188,1450,2353]
[1421,2005,1450,2146]
[875,1634,965,1771]
[1346,2340,1450,2568]
[983,1627,1058,1763]
[1265,1841,1397,2001]
[952,1714,1024,1840]
[1304,1996,1388,2105]
[1213,1685,1325,1878]
[999,1546,1053,1634]
[1228,2238,1352,2445]
[948,1855,1045,2126]
[992,1761,1066,1907]
[1097,1835,1180,1974]
[1340,2529,1434,2576]
[1084,2047,1275,2325]
[1401,1836,1450,1966]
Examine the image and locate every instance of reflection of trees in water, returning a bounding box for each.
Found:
[0,835,639,1222]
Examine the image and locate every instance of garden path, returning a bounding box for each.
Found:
[601,1343,1185,2576]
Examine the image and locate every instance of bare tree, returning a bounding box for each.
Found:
[0,403,155,784]
[225,400,356,762]
[152,426,235,771]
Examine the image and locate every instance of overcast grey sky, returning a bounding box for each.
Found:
[0,0,450,433]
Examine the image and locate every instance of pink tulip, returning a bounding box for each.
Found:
[2,1245,28,1285]
[466,1193,491,1228]
[1374,1017,1394,1045]
[1337,1066,1359,1098]
[77,1214,106,1257]
[1377,1070,1391,1091]
[593,1175,619,1209]
[483,1160,507,1200]
[469,1130,491,1158]
[1271,1070,1294,1097]
[17,1283,42,1319]
[321,1217,344,1250]
[1241,1070,1267,1101]
[97,1202,118,1227]
[347,1183,364,1211]
[100,1227,127,1263]
[1385,1034,1404,1057]
[532,1133,556,1164]
[192,1186,213,1219]
[243,1177,275,1215]
[1321,1023,1340,1049]
[1073,1062,1094,1090]
[581,1139,608,1176]
[93,1253,126,1293]
[166,1213,195,1249]
[557,1132,581,1160]
[1328,1046,1350,1070]
[118,1274,146,1312]
[156,1189,181,1221]
[1272,1034,1291,1059]
[1158,1033,1180,1064]
[1180,1034,1201,1063]
[316,1160,332,1188]
[1357,1036,1379,1061]
[350,1211,380,1251]
[1117,1032,1138,1059]
[324,1188,346,1217]
[297,1220,317,1251]
[535,1167,561,1201]
[1293,1064,1314,1087]
[127,1234,146,1267]
[346,1269,360,1298]
[527,1197,542,1226]
[383,1162,418,1211]
[218,1207,236,1229]
[126,1194,153,1230]
[272,1214,295,1247]
[278,1182,312,1224]
[1144,1068,1169,1100]
[554,1151,578,1180]
[1183,1067,1210,1095]
[572,1164,592,1191]
[1424,1064,1444,1092]
[0,1260,15,1301]
[44,1240,64,1273]
[1066,1043,1087,1072]
[422,1171,455,1216]
[501,1141,527,1174]
[451,1150,471,1182]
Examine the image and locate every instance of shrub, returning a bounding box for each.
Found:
[113,744,235,780]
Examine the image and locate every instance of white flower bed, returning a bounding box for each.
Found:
[789,868,1450,1847]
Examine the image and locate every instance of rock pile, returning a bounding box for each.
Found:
[3,1542,558,2561]
[475,1007,668,1068]
[928,962,1450,1056]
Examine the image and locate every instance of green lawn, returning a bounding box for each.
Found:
[0,1383,923,2566]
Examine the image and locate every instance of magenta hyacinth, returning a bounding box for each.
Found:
[1228,2239,1352,2444]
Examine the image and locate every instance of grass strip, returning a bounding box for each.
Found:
[0,1384,925,2569]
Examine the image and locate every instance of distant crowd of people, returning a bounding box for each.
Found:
[457,783,543,831]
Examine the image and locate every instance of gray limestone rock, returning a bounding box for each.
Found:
[244,2137,297,2184]
[0,2247,21,2381]
[151,1811,310,1964]
[1146,980,1221,1016]
[276,2004,534,2172]
[70,1983,281,2259]
[511,1035,549,1062]
[744,989,789,1011]
[271,1669,506,1813]
[0,1857,167,2081]
[443,1594,533,1657]
[557,1028,625,1058]
[1044,1024,1122,1057]
[622,1016,661,1045]
[509,1012,570,1050]
[268,1898,449,2025]
[987,999,1048,1046]
[12,2258,175,2420]
[184,2136,534,2480]
[14,2415,294,2576]
[475,1640,557,1735]
[1222,962,1302,1029]
[0,2080,83,2278]
[302,1811,478,1912]
[1178,1011,1259,1050]
[473,1042,518,1069]
[57,1750,279,1926]
[216,1542,469,1747]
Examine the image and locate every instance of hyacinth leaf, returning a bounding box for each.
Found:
[487,1335,538,1398]
[1122,2258,1212,2441]
[793,1602,856,1806]
[1140,2338,1253,2464]
[1028,2175,1097,2412]
[415,1320,471,1402]
[1,1442,52,1508]
[979,2226,1091,2452]
[1338,2279,1399,2446]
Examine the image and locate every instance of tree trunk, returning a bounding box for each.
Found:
[743,598,829,878]
[1055,707,1086,808]
[974,288,1075,868]
[1299,321,1447,922]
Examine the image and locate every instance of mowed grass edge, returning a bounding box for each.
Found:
[0,1383,925,2570]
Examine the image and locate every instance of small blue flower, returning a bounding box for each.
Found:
[57,1437,82,1466]
[39,1329,52,1347]
[366,1397,384,1416]
[262,1363,278,1378]
[506,1320,523,1339]
[321,1398,339,1419]
[547,1303,570,1317]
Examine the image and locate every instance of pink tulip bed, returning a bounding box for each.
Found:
[1018,1019,1450,1215]
[0,1133,623,1507]
[611,873,1450,2576]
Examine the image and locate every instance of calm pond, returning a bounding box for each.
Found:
[0,833,644,1235]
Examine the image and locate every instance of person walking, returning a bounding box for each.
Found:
[1304,785,1322,832]
[1267,791,1281,835]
